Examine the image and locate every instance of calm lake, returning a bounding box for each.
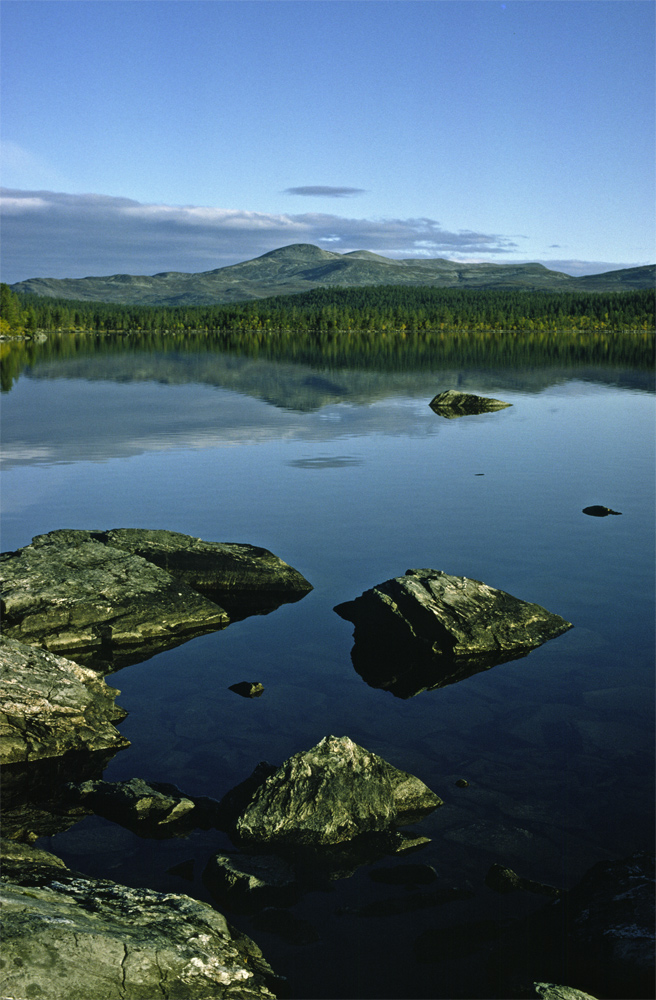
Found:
[2,334,654,999]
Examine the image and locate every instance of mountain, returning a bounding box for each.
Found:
[10,243,655,306]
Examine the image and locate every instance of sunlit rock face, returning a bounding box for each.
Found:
[0,852,281,1000]
[429,389,512,417]
[227,735,442,850]
[335,569,573,697]
[0,635,129,765]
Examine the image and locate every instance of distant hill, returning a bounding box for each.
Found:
[10,243,656,305]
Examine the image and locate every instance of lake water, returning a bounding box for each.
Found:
[2,335,654,999]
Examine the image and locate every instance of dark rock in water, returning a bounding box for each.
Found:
[100,527,313,619]
[429,389,512,417]
[66,777,196,835]
[0,635,129,765]
[0,528,312,670]
[490,853,654,1000]
[63,777,225,836]
[204,852,301,910]
[485,863,562,898]
[0,852,282,999]
[230,681,265,698]
[335,569,573,697]
[582,505,622,516]
[455,778,470,788]
[226,735,442,850]
[1,748,124,842]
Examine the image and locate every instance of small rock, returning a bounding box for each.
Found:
[455,778,470,788]
[204,852,300,910]
[485,863,562,898]
[229,681,265,698]
[582,505,622,516]
[429,389,511,417]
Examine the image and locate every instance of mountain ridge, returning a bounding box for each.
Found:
[10,243,655,306]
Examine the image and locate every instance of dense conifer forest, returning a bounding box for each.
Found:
[2,283,654,337]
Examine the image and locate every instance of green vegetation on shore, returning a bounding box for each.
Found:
[2,282,654,338]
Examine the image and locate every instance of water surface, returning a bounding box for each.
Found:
[2,336,654,999]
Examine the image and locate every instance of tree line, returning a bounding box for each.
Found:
[2,282,654,339]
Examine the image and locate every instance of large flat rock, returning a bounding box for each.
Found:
[102,528,313,609]
[1,529,230,668]
[0,635,129,765]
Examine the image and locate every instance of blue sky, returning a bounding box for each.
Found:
[1,0,654,283]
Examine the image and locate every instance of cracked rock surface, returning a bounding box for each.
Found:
[0,864,281,999]
[0,635,129,765]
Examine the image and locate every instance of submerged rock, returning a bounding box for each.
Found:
[67,777,196,834]
[485,863,563,898]
[0,635,129,765]
[490,853,654,1000]
[63,776,225,836]
[204,852,301,910]
[582,505,622,516]
[335,569,572,697]
[0,863,281,999]
[227,735,442,850]
[429,389,512,417]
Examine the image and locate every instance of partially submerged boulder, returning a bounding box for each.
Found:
[226,735,442,850]
[204,852,301,910]
[582,505,622,517]
[429,389,511,417]
[0,635,129,765]
[67,777,196,835]
[335,569,572,696]
[0,528,312,669]
[63,776,225,836]
[0,865,281,999]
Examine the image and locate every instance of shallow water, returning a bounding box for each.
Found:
[2,336,654,998]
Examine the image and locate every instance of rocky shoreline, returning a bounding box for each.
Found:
[1,529,653,999]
